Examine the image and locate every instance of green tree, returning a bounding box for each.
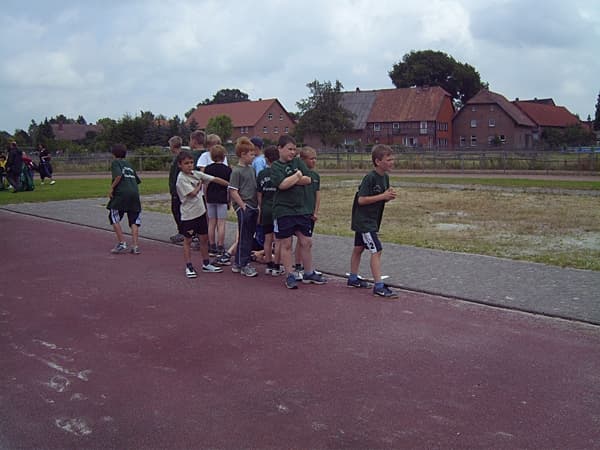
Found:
[389,50,487,107]
[206,115,233,142]
[294,79,354,147]
[202,88,250,105]
[594,90,600,131]
[76,115,87,125]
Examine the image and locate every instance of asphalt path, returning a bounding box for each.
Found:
[1,210,600,449]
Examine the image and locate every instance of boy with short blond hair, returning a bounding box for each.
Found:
[228,137,259,277]
[348,144,398,297]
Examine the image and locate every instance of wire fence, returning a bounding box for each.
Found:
[18,148,600,173]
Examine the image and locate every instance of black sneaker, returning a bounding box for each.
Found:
[373,285,398,298]
[209,244,218,256]
[347,278,369,288]
[185,265,197,278]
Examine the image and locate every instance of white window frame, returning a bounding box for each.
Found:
[470,119,477,128]
[273,126,279,134]
[392,122,400,130]
[279,114,284,121]
[263,126,268,134]
[373,123,381,132]
[470,135,477,147]
[488,118,496,127]
[267,113,273,120]
[420,121,428,134]
[459,136,466,147]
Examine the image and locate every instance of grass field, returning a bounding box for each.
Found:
[2,175,599,271]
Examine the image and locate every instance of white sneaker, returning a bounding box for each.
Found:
[50,180,56,185]
[202,263,223,273]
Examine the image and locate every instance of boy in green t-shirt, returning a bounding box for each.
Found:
[107,144,142,254]
[257,145,282,276]
[348,144,398,298]
[271,136,327,289]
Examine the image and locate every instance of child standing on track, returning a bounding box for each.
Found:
[228,137,259,277]
[292,146,321,280]
[204,144,232,263]
[348,144,398,297]
[107,144,142,255]
[257,145,282,276]
[271,135,327,289]
[176,151,230,278]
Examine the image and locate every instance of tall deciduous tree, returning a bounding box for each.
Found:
[295,79,354,147]
[202,88,250,105]
[389,50,487,107]
[206,115,233,142]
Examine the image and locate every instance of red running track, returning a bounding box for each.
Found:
[1,210,599,449]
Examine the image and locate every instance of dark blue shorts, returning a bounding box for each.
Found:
[274,214,313,239]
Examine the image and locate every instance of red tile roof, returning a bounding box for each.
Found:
[186,99,292,128]
[367,86,452,122]
[513,101,580,127]
[51,123,103,141]
[466,89,536,127]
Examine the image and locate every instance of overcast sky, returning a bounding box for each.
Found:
[1,0,598,133]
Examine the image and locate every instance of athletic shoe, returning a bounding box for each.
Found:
[285,273,298,289]
[50,180,56,185]
[302,271,327,284]
[292,264,304,281]
[231,264,241,273]
[272,265,285,276]
[110,242,128,254]
[130,246,141,255]
[185,266,197,278]
[170,233,185,244]
[209,244,218,256]
[202,263,223,273]
[40,181,44,185]
[240,265,258,277]
[373,285,398,298]
[347,278,369,288]
[215,253,231,266]
[217,245,225,255]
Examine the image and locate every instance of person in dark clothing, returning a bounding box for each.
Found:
[6,141,23,192]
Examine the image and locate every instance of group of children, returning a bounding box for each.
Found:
[107,133,398,297]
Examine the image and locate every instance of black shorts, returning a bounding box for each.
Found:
[274,214,313,239]
[354,231,383,254]
[180,214,208,238]
[108,209,141,227]
[262,223,275,234]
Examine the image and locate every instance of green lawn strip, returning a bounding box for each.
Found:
[0,178,168,205]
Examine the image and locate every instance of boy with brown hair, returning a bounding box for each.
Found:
[175,151,229,278]
[228,137,259,277]
[348,144,398,298]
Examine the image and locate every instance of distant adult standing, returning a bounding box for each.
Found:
[38,143,56,185]
[6,141,23,192]
[189,130,206,168]
[197,134,228,171]
[168,136,185,243]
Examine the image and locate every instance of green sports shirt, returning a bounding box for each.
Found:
[271,157,312,219]
[107,159,141,212]
[351,170,390,232]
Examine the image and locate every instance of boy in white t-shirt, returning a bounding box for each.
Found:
[176,151,229,278]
